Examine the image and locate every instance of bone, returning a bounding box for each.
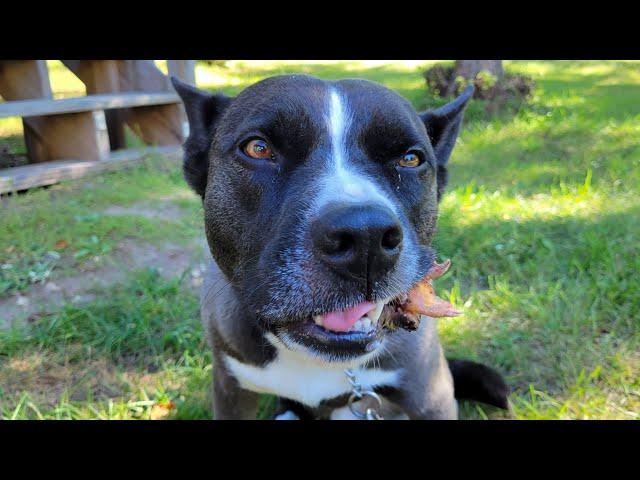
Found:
[381,258,461,332]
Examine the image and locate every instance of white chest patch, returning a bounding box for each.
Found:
[223,334,400,408]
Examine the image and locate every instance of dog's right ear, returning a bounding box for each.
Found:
[171,77,232,198]
[419,85,474,201]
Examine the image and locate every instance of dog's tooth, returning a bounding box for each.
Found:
[366,302,385,323]
[313,315,324,326]
[362,318,372,332]
[351,319,363,332]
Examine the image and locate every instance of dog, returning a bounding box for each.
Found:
[172,73,509,419]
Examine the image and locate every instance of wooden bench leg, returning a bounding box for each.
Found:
[24,110,110,162]
[168,60,196,85]
[0,60,57,164]
[127,103,184,146]
[62,60,127,150]
[116,60,187,146]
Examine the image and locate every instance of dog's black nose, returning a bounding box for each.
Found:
[311,204,403,284]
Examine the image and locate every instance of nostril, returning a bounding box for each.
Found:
[381,226,402,251]
[311,205,403,282]
[324,230,355,255]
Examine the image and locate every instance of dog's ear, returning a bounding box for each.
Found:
[171,77,232,198]
[419,85,474,200]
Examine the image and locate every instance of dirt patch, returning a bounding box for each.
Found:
[0,349,188,411]
[0,352,122,408]
[117,241,207,277]
[0,238,209,330]
[0,138,30,170]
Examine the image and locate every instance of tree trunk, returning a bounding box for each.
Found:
[446,60,504,96]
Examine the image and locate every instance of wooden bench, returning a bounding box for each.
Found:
[0,92,181,118]
[0,146,181,192]
[0,60,194,194]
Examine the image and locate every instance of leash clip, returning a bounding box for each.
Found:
[344,369,384,420]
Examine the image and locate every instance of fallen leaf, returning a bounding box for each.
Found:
[150,400,176,420]
[382,259,462,331]
[404,260,461,318]
[54,239,69,250]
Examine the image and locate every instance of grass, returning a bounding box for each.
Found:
[1,60,639,419]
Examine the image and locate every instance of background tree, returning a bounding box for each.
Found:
[445,60,504,96]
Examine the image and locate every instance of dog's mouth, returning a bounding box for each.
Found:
[283,296,403,359]
[280,259,461,360]
[312,300,386,334]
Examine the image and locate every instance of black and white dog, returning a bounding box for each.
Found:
[172,74,508,419]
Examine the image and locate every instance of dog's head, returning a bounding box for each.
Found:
[173,74,472,363]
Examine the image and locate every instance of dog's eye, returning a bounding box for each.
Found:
[243,138,273,160]
[398,152,422,168]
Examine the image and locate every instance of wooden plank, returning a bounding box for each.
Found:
[0,145,181,193]
[117,60,172,92]
[0,60,52,99]
[167,60,196,85]
[62,60,126,150]
[0,92,180,118]
[24,110,111,163]
[65,61,189,146]
[126,103,184,146]
[0,60,53,165]
[118,61,187,144]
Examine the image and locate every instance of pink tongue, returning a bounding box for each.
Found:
[319,301,376,332]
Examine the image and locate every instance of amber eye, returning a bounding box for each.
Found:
[243,138,273,160]
[398,152,422,168]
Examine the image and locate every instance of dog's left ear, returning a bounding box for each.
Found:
[419,85,474,200]
[171,77,233,198]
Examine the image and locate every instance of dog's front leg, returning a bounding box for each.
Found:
[212,356,259,420]
[391,346,458,420]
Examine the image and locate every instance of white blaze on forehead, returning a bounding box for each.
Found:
[313,87,396,213]
[328,89,350,173]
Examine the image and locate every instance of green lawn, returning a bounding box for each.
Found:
[0,60,638,419]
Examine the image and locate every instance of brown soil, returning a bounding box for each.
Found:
[0,239,209,330]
